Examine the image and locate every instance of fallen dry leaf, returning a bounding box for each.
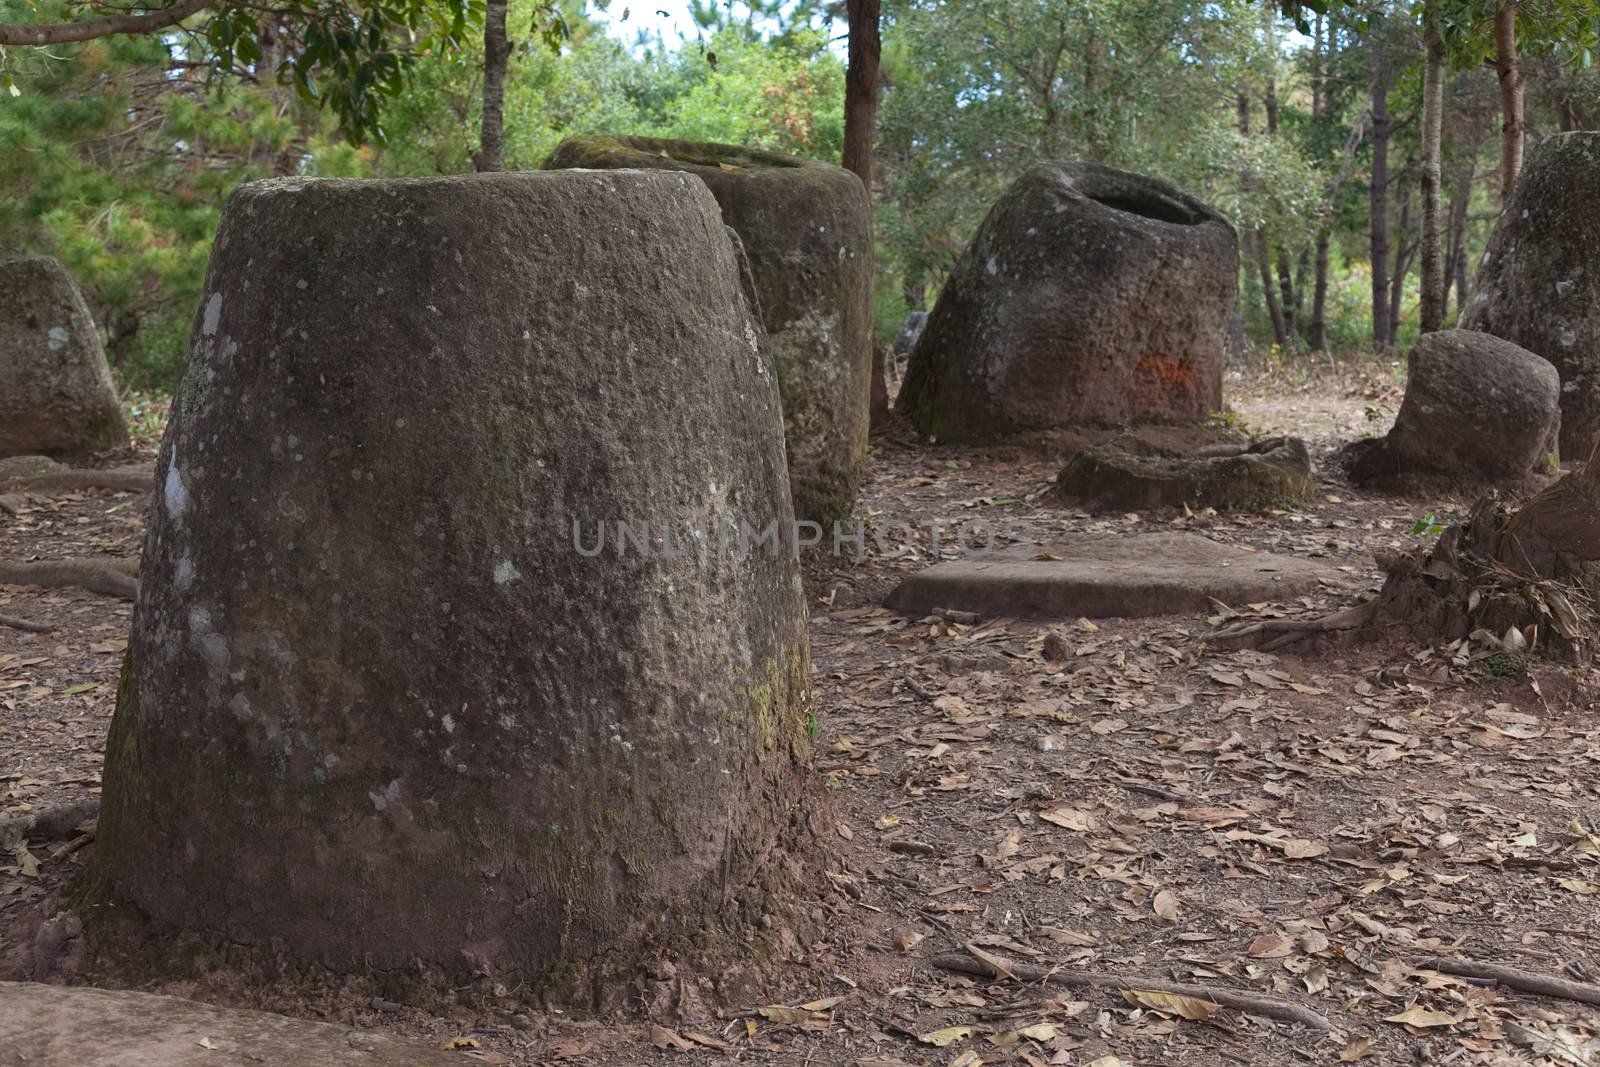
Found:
[549,1041,593,1059]
[1337,1036,1374,1061]
[1248,931,1294,958]
[918,1025,976,1047]
[987,1022,1060,1046]
[1039,806,1098,832]
[649,1025,696,1051]
[1123,988,1221,1020]
[1384,1005,1458,1030]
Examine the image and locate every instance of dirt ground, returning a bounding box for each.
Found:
[3,358,1599,1066]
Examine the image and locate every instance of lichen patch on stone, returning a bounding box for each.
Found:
[201,292,223,336]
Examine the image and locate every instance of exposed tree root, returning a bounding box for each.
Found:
[0,455,154,496]
[0,612,54,633]
[1206,601,1375,652]
[930,950,1338,1032]
[0,800,98,851]
[1420,956,1600,1009]
[0,559,139,599]
[1210,441,1600,657]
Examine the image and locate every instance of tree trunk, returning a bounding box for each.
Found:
[1262,71,1294,342]
[1370,46,1392,349]
[842,0,881,186]
[476,0,509,173]
[1493,0,1525,204]
[844,0,884,429]
[1294,247,1311,326]
[1445,156,1475,320]
[1311,13,1325,121]
[1256,237,1289,348]
[1236,86,1286,348]
[1311,231,1331,351]
[1276,252,1297,339]
[1419,1,1446,334]
[1390,182,1414,347]
[1553,87,1594,132]
[1310,14,1332,353]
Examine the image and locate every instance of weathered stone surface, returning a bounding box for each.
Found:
[93,171,812,983]
[885,533,1339,619]
[0,983,459,1066]
[0,256,126,457]
[544,135,872,524]
[898,161,1238,443]
[1054,436,1313,512]
[1462,133,1600,456]
[1342,330,1560,491]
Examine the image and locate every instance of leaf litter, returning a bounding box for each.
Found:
[3,375,1600,1064]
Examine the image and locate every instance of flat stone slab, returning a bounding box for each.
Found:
[0,983,461,1066]
[885,532,1341,619]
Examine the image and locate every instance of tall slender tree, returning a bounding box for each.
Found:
[1419,0,1447,333]
[1369,38,1392,349]
[843,0,885,426]
[477,0,510,172]
[843,0,881,185]
[1491,0,1524,201]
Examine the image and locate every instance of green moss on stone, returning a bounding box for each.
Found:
[543,134,809,173]
[651,787,677,830]
[735,647,812,763]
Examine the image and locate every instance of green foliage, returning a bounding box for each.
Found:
[1412,510,1461,537]
[876,0,1325,321]
[377,15,841,174]
[656,27,842,155]
[10,0,1600,403]
[1,0,844,392]
[2,0,473,144]
[1480,650,1529,678]
[1,0,369,389]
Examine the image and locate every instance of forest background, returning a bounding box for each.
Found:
[4,0,1598,398]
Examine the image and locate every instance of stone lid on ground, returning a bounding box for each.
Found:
[0,983,461,1066]
[884,532,1344,620]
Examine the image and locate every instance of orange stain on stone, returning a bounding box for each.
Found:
[1132,353,1199,409]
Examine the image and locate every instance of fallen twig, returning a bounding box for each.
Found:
[930,950,1337,1032]
[2,468,154,495]
[0,558,138,599]
[0,799,99,850]
[1421,956,1600,1008]
[0,456,154,496]
[1206,602,1374,652]
[0,612,54,633]
[1111,776,1189,802]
